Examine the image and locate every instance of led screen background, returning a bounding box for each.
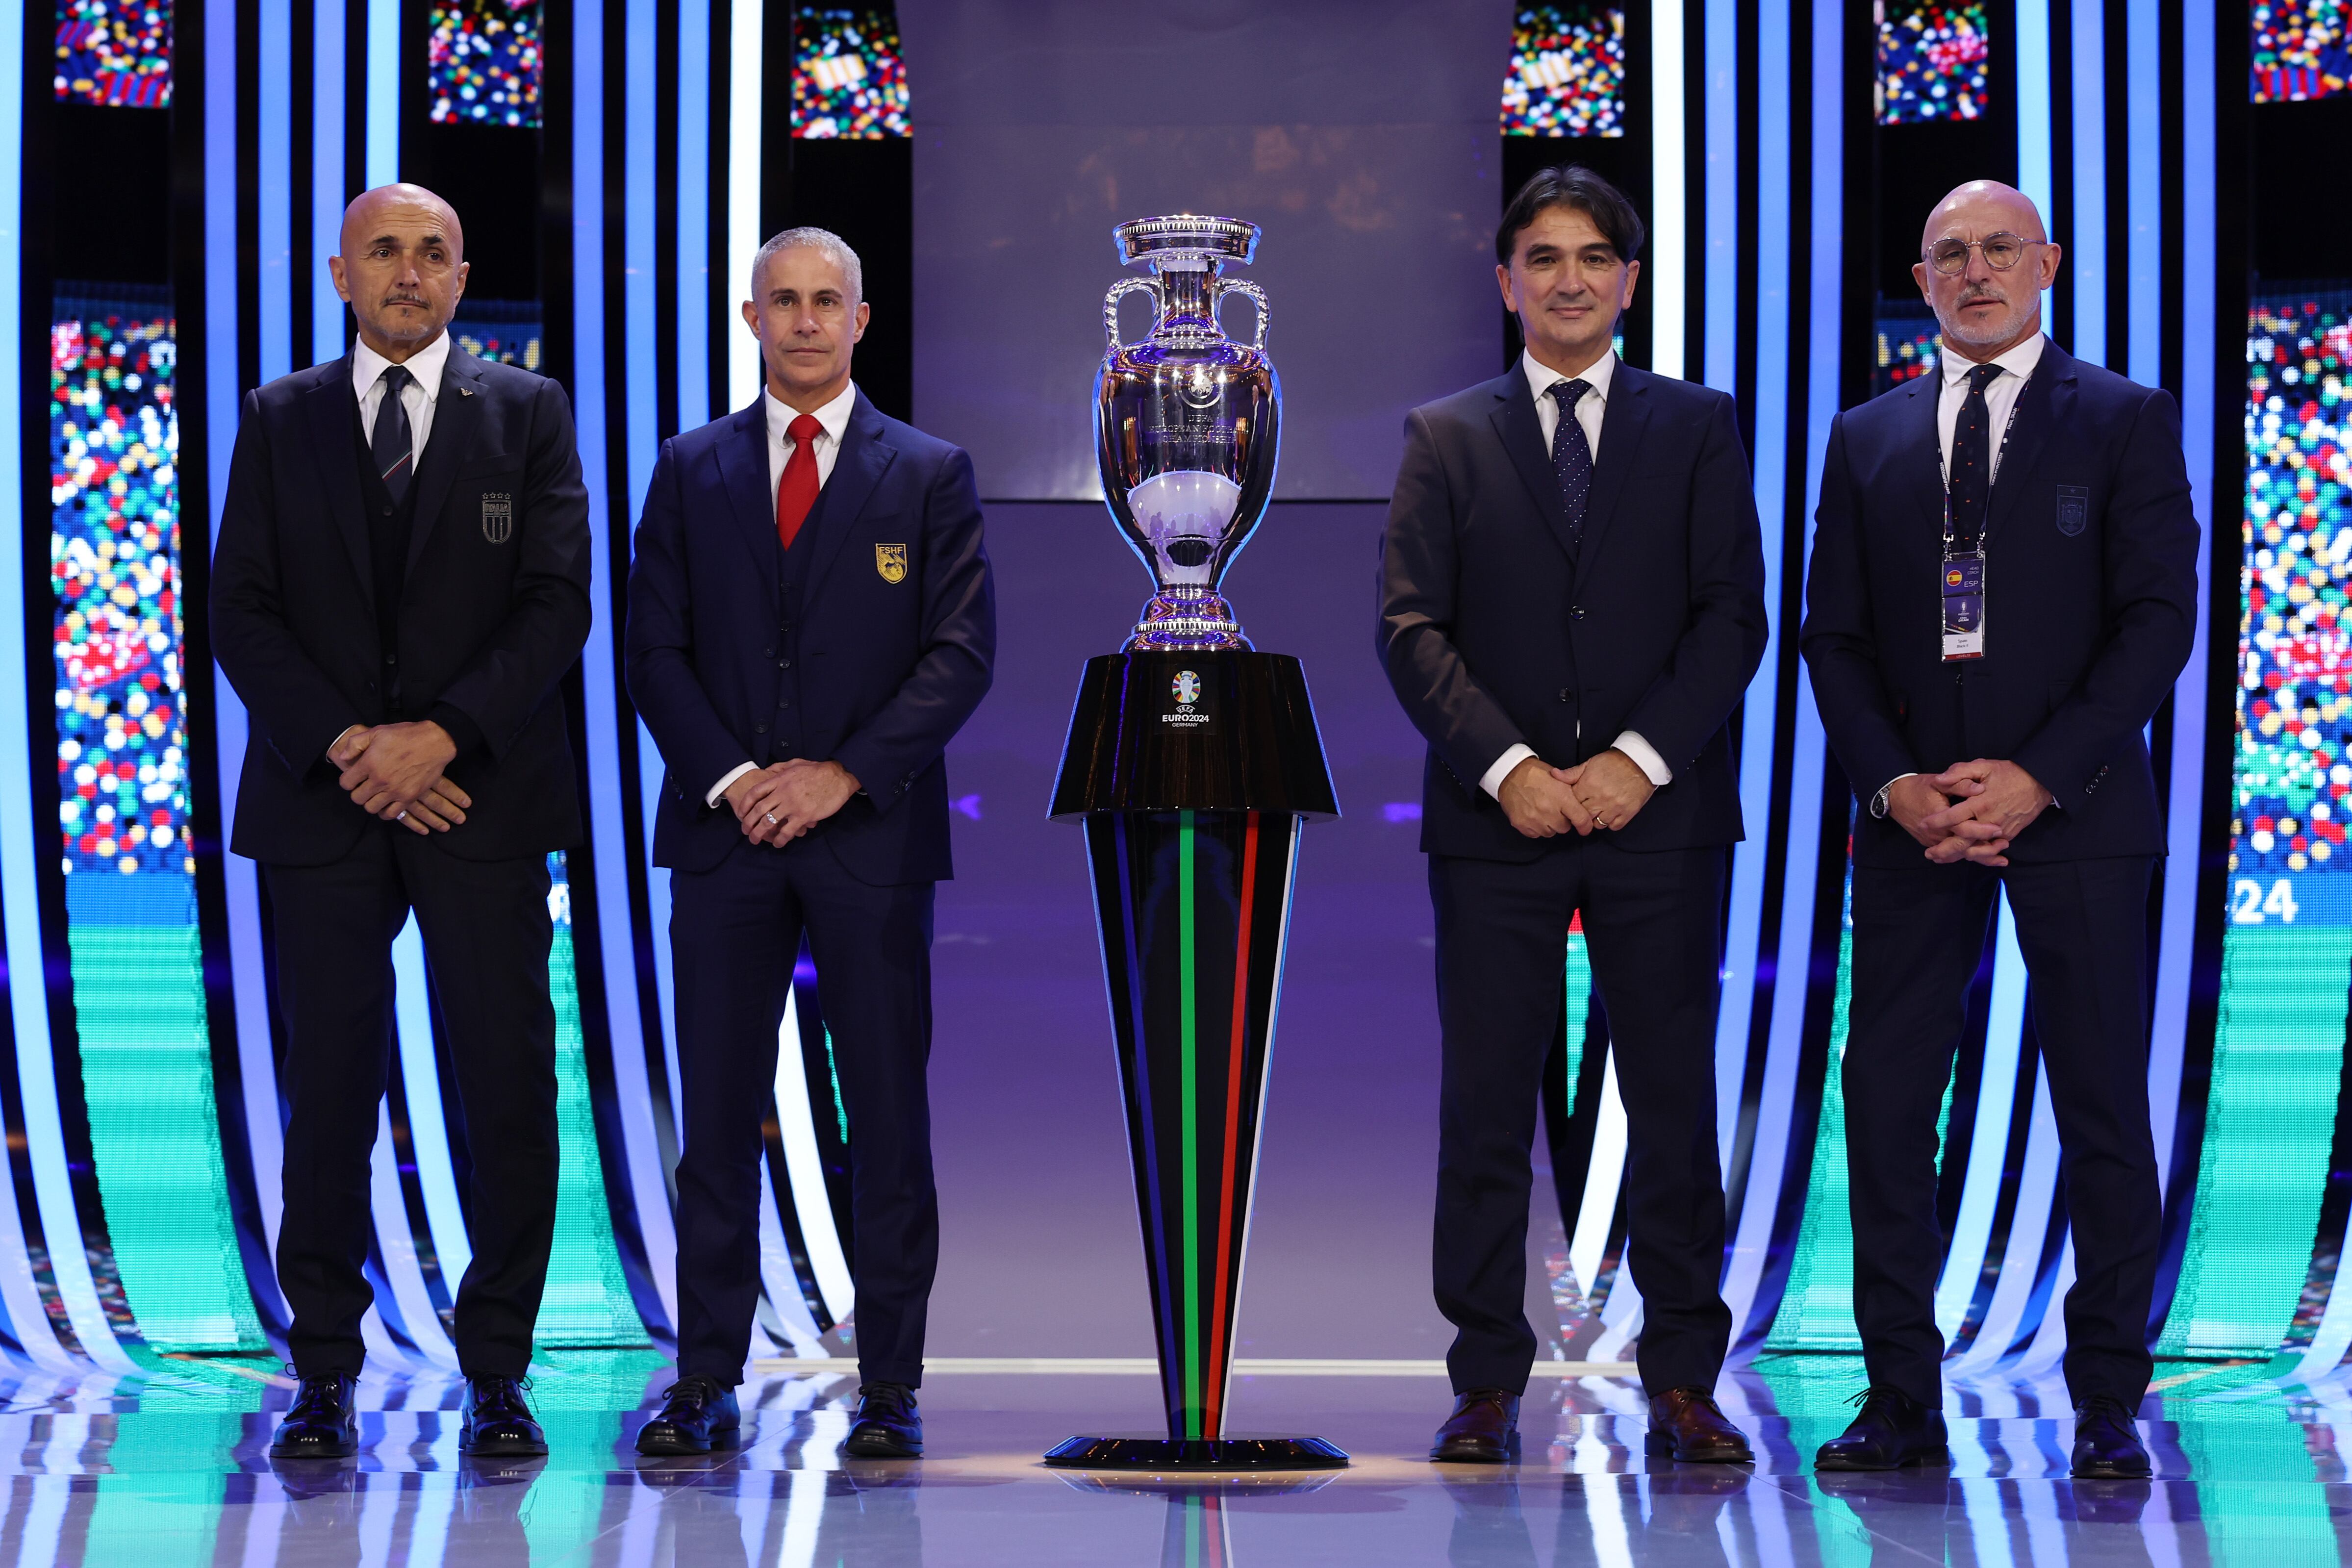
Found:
[2252,0,2351,103]
[1501,4,1625,137]
[428,0,541,127]
[793,5,910,139]
[1874,0,1990,125]
[54,0,170,108]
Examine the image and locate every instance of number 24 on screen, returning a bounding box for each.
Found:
[2231,877,2301,925]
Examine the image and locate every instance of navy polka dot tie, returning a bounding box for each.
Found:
[1549,379,1593,553]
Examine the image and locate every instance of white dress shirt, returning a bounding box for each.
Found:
[1479,348,1672,803]
[1934,331,2045,485]
[1871,330,2049,816]
[708,381,862,808]
[352,331,451,472]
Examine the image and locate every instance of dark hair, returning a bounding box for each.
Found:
[1496,165,1646,266]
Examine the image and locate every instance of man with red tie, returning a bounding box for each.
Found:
[624,228,995,1457]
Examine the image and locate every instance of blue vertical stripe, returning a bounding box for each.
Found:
[2015,0,2054,225]
[1702,0,1738,397]
[2123,0,2162,388]
[2068,0,2106,365]
[312,0,348,368]
[574,0,682,1331]
[366,0,401,188]
[677,0,712,435]
[258,0,294,385]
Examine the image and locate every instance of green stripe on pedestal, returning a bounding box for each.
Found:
[1178,811,1200,1437]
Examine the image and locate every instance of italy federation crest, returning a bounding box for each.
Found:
[481,493,513,544]
[1171,669,1202,706]
[875,543,908,583]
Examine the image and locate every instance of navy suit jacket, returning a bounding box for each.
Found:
[211,348,592,865]
[625,391,994,882]
[1378,362,1769,861]
[1799,339,2199,867]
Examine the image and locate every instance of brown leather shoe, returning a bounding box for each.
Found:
[1644,1387,1754,1463]
[1429,1388,1521,1463]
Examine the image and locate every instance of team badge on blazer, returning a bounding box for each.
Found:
[2055,484,2089,537]
[481,493,513,544]
[875,542,908,583]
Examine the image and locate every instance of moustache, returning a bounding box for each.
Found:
[382,296,428,309]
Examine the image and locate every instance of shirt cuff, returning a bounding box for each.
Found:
[1609,732,1672,787]
[1480,744,1538,801]
[707,761,759,809]
[1871,773,1920,819]
[325,724,365,770]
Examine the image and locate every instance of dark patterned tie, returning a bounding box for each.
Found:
[372,364,415,505]
[1548,379,1594,552]
[1947,361,2001,550]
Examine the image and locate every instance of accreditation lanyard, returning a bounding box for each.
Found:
[1938,370,2027,663]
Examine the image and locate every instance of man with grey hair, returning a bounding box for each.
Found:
[626,228,994,1458]
[1801,180,2197,1478]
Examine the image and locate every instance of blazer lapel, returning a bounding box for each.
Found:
[800,394,899,597]
[303,361,374,600]
[1907,372,1947,539]
[405,347,486,573]
[1985,339,2074,541]
[716,397,781,583]
[1486,373,1578,564]
[1573,362,1654,576]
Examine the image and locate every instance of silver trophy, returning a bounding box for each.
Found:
[1096,215,1280,650]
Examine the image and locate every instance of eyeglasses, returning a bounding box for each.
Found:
[1924,232,2041,276]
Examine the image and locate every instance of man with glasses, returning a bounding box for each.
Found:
[1801,181,2198,1478]
[1379,165,1767,1465]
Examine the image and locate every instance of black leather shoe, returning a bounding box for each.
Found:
[635,1375,741,1456]
[270,1370,360,1459]
[2071,1394,2151,1479]
[1814,1387,1950,1471]
[459,1375,548,1458]
[1430,1389,1521,1464]
[844,1382,924,1458]
[1644,1387,1754,1463]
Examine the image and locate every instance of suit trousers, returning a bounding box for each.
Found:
[265,830,558,1378]
[1429,841,1733,1396]
[1844,855,2160,1408]
[669,834,938,1387]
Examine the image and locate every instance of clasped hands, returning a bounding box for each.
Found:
[331,722,469,835]
[1886,759,2054,867]
[723,759,859,846]
[1498,749,1656,839]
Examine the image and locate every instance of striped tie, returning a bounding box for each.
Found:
[372,364,415,504]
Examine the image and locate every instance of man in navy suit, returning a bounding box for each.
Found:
[1800,181,2198,1479]
[625,228,993,1458]
[1379,166,1768,1465]
[212,185,590,1460]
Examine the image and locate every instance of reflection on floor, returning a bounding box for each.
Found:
[0,1350,2343,1565]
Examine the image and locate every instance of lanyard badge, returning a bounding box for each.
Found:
[1940,488,1986,661]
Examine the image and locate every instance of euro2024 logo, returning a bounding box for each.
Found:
[1172,670,1202,706]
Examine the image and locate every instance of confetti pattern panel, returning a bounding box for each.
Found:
[2252,0,2351,102]
[429,0,541,127]
[1875,0,1990,126]
[1874,309,1941,398]
[1501,4,1625,137]
[793,5,910,139]
[54,0,169,107]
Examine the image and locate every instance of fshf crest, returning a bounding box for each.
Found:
[481,492,513,545]
[875,542,908,583]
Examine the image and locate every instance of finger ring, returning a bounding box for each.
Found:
[764,811,778,824]
[396,810,408,821]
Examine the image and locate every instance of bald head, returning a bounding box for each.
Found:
[330,183,470,363]
[1912,179,2060,361]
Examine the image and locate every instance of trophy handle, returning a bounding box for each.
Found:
[1103,277,1160,351]
[1215,279,1269,352]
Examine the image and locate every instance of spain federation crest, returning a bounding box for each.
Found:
[1172,669,1202,705]
[875,543,909,583]
[481,493,513,545]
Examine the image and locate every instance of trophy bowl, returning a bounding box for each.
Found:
[1095,215,1280,650]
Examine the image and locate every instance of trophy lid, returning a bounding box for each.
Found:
[1114,215,1260,267]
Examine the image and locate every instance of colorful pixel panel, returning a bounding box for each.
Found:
[1501,5,1626,137]
[1874,308,1941,398]
[450,315,543,372]
[429,0,541,127]
[793,6,910,139]
[1875,0,1991,125]
[55,0,170,108]
[2253,0,2352,102]
[51,309,190,882]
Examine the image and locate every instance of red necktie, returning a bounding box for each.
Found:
[775,413,825,551]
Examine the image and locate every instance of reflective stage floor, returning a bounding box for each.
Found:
[0,1351,2343,1566]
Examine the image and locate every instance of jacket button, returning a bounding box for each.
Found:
[1558,688,1571,703]
[1570,606,1585,621]
[762,647,773,658]
[754,722,768,733]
